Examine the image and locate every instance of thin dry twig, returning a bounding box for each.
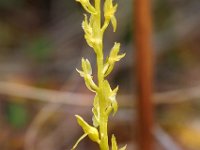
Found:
[0,81,200,107]
[0,81,92,106]
[153,125,183,150]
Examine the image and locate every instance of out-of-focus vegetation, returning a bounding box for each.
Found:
[0,0,200,150]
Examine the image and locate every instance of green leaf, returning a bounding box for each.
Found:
[75,115,100,143]
[111,134,118,150]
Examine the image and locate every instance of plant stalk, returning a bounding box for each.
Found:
[95,0,109,149]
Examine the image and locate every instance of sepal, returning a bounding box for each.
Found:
[111,134,127,150]
[82,15,93,42]
[111,134,118,150]
[109,86,119,115]
[103,80,119,115]
[82,15,96,49]
[119,145,127,150]
[111,15,117,32]
[76,0,97,14]
[109,43,125,63]
[81,58,92,75]
[75,115,100,143]
[92,94,100,127]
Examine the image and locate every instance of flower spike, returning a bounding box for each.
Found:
[74,0,127,149]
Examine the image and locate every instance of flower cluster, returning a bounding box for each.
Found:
[72,0,126,149]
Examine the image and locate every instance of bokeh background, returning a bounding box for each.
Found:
[0,0,200,150]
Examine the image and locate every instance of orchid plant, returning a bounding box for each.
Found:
[72,0,126,149]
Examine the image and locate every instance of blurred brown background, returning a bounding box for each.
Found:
[0,0,200,150]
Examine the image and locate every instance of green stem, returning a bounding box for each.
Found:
[95,0,109,149]
[97,60,109,150]
[99,114,109,150]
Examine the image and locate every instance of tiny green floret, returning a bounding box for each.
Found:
[72,0,126,149]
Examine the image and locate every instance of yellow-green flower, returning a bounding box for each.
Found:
[103,43,125,77]
[104,0,118,32]
[76,58,98,92]
[76,115,100,143]
[71,115,100,150]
